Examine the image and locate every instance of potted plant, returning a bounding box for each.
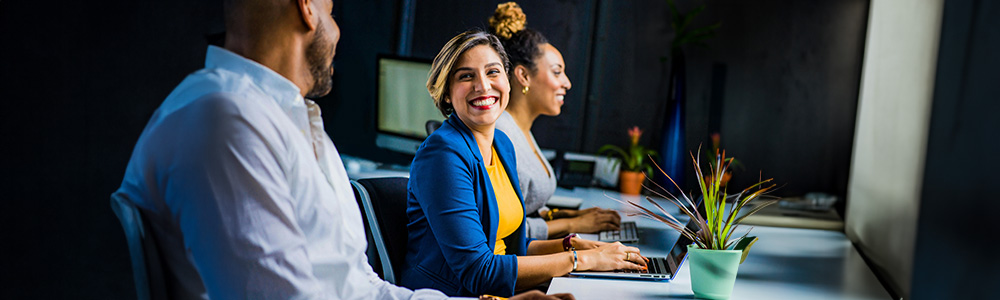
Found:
[618,147,777,299]
[599,126,658,195]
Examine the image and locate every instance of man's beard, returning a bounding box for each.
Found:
[305,23,334,98]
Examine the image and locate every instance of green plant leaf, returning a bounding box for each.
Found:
[598,144,628,170]
[733,236,758,264]
[598,144,627,157]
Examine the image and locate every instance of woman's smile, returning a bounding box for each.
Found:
[469,95,500,110]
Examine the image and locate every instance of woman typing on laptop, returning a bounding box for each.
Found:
[401,30,647,297]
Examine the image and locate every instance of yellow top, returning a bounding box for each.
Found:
[486,146,523,255]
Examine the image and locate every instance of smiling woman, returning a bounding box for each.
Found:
[402,30,647,297]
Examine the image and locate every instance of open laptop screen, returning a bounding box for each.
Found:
[665,216,698,273]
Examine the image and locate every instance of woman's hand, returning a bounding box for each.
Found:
[569,237,608,250]
[577,242,647,271]
[567,208,621,233]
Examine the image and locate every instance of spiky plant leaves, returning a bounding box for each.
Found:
[610,146,777,253]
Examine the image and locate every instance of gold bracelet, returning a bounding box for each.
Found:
[479,295,508,300]
[548,208,560,220]
[546,209,554,221]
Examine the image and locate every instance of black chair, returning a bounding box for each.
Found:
[110,192,168,300]
[425,120,442,136]
[351,177,410,284]
[351,181,387,282]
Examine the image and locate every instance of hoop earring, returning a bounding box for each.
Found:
[522,86,530,95]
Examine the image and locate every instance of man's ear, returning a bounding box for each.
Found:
[296,0,318,31]
[513,65,531,88]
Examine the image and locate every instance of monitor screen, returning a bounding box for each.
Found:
[375,56,443,154]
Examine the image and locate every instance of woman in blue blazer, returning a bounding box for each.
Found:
[401,30,647,298]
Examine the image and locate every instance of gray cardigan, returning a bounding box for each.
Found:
[494,111,557,239]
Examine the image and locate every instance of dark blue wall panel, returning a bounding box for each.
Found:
[912,0,1000,298]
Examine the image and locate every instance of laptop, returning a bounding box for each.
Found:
[599,221,639,243]
[570,208,700,281]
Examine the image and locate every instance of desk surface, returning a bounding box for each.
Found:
[549,187,889,300]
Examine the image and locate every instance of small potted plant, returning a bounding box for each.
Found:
[617,147,777,299]
[599,126,658,195]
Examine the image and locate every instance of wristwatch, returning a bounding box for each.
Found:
[563,233,577,251]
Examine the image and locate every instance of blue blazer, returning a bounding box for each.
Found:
[401,114,531,297]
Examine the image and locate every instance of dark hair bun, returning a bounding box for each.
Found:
[489,2,526,40]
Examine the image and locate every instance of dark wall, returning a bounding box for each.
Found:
[1,0,223,298]
[912,0,1000,298]
[321,0,411,165]
[1,0,869,298]
[589,0,868,199]
[676,0,869,201]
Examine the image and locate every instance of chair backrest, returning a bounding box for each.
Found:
[350,177,410,284]
[425,120,442,136]
[351,180,389,282]
[110,192,167,300]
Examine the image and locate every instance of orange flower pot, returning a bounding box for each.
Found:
[619,171,646,195]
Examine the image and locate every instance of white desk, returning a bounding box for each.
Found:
[549,187,890,300]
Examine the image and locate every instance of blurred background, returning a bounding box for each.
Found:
[1,0,996,299]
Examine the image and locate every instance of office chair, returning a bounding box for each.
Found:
[425,120,442,136]
[350,177,410,284]
[110,192,168,300]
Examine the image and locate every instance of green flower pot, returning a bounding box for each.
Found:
[687,245,742,299]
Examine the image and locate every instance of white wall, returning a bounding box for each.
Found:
[846,0,943,298]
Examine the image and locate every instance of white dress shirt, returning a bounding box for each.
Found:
[116,46,452,299]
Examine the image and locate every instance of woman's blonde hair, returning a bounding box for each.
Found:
[427,30,510,117]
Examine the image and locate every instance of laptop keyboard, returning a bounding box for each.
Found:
[616,257,669,275]
[599,221,639,243]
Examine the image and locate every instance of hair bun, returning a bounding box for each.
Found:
[488,2,526,40]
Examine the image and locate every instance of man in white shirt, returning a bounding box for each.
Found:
[115,0,572,299]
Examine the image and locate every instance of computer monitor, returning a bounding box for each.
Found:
[374,55,443,155]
